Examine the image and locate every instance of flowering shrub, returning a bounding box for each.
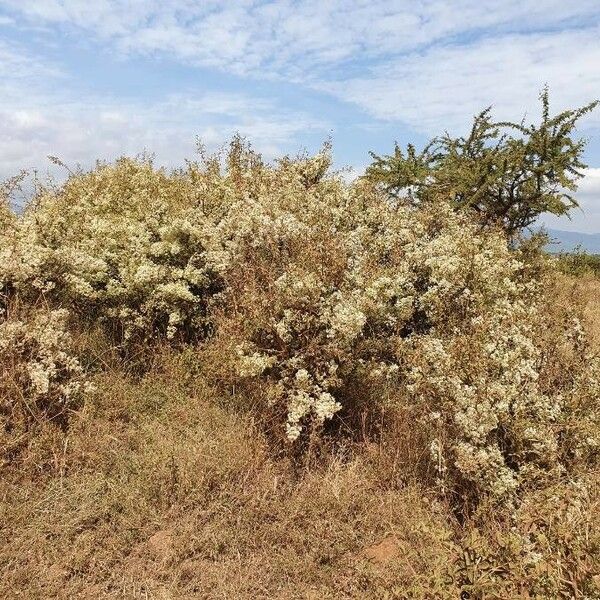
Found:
[6,158,228,344]
[210,148,600,505]
[1,304,91,460]
[2,143,598,507]
[0,191,17,304]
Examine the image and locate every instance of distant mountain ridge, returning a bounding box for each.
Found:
[546,229,600,254]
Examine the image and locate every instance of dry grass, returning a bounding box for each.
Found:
[0,355,460,599]
[554,273,600,348]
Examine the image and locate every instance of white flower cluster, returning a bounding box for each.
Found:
[214,147,600,502]
[3,159,228,344]
[0,307,92,438]
[221,154,514,456]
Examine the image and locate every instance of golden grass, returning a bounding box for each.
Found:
[547,273,600,364]
[0,362,460,598]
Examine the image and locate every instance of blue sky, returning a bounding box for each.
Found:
[1,1,600,231]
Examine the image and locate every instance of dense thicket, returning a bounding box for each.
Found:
[2,125,600,596]
[1,139,599,517]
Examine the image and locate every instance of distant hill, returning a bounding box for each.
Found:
[546,229,600,254]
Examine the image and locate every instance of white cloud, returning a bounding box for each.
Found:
[2,0,599,139]
[3,1,600,76]
[322,26,600,134]
[0,94,326,179]
[542,169,600,234]
[0,40,328,180]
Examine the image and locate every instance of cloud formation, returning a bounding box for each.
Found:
[3,1,599,74]
[2,1,599,135]
[0,0,599,233]
[542,169,600,234]
[0,38,327,178]
[324,26,600,133]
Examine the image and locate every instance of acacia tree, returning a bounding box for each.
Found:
[366,89,598,236]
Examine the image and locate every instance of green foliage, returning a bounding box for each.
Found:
[367,89,599,236]
[555,246,600,277]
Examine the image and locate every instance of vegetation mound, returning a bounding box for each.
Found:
[2,95,600,597]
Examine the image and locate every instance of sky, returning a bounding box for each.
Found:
[0,1,599,232]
